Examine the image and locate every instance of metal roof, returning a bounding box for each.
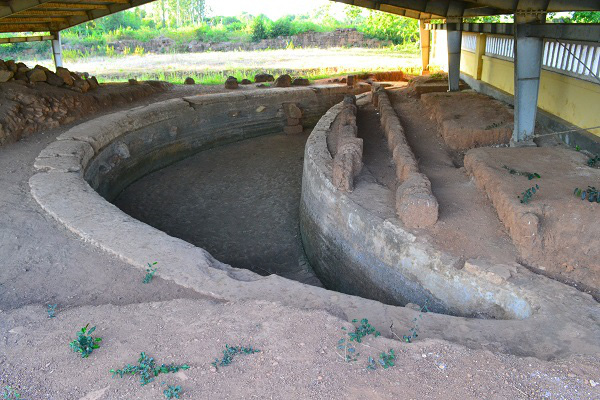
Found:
[0,0,155,33]
[0,0,599,34]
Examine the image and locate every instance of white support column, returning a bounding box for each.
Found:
[419,20,430,74]
[446,18,462,92]
[512,14,545,145]
[51,31,63,69]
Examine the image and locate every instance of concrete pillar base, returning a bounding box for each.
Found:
[510,139,537,148]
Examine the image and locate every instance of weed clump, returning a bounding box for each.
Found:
[518,184,540,204]
[211,345,260,369]
[574,186,599,203]
[47,304,57,318]
[348,318,381,343]
[70,324,102,358]
[111,352,189,386]
[143,261,158,283]
[367,349,396,370]
[337,319,381,362]
[163,384,183,399]
[2,386,20,399]
[502,165,540,180]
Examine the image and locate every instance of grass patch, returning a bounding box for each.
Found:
[97,65,421,86]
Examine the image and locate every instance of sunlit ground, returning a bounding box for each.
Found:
[34,47,421,84]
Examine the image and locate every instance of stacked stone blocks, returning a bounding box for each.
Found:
[373,86,438,228]
[331,95,362,192]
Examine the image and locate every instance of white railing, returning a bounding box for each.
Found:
[485,35,514,60]
[462,33,477,52]
[543,40,600,81]
[484,34,600,83]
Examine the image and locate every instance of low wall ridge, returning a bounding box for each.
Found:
[373,86,439,228]
[329,94,363,192]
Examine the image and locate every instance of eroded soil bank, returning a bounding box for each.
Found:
[114,131,321,286]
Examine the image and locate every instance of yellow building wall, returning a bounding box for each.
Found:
[480,56,600,137]
[429,31,600,137]
[460,51,478,79]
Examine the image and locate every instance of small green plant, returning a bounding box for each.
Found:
[518,184,540,204]
[133,45,145,56]
[574,186,600,203]
[378,349,396,368]
[111,352,190,386]
[337,336,359,362]
[2,386,20,400]
[587,155,599,168]
[348,318,381,343]
[337,319,381,362]
[70,324,102,358]
[211,345,260,369]
[143,262,158,283]
[502,165,541,180]
[47,304,57,318]
[163,384,182,399]
[366,356,377,370]
[366,349,396,370]
[390,301,429,344]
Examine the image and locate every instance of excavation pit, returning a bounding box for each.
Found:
[29,84,600,360]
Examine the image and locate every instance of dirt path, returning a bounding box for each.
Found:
[387,87,519,264]
[114,132,321,286]
[2,299,599,400]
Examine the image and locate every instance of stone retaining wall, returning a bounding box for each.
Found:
[28,85,600,360]
[373,87,438,228]
[0,81,171,147]
[41,85,357,201]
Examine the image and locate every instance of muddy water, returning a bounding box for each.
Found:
[114,132,322,286]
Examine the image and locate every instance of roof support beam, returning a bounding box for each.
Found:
[0,34,54,44]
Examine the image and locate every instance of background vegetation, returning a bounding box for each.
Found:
[0,3,421,60]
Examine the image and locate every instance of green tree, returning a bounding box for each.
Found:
[571,12,600,23]
[270,16,293,38]
[251,15,268,41]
